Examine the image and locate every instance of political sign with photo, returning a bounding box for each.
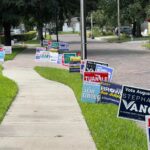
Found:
[36,47,46,53]
[95,64,113,81]
[81,82,101,103]
[0,48,5,62]
[49,52,59,63]
[84,60,108,72]
[118,86,150,122]
[98,82,122,105]
[63,53,76,65]
[59,42,69,51]
[35,51,50,62]
[146,116,150,150]
[84,72,108,83]
[3,46,12,54]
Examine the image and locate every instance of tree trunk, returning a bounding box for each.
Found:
[37,23,43,46]
[132,21,142,37]
[3,23,11,46]
[132,21,136,37]
[136,21,142,37]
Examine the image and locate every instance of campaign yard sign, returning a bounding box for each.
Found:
[81,82,101,103]
[63,53,76,65]
[118,86,150,122]
[84,60,108,72]
[59,42,69,51]
[57,54,63,64]
[146,116,150,150]
[36,47,46,53]
[80,60,85,75]
[3,46,12,54]
[43,40,51,47]
[0,48,5,62]
[95,64,113,81]
[49,52,59,63]
[35,51,50,62]
[51,42,59,49]
[84,72,108,83]
[81,72,108,103]
[98,82,122,105]
[69,57,81,73]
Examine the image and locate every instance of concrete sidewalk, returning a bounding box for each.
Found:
[0,48,96,150]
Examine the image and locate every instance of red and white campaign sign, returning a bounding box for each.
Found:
[84,72,108,83]
[0,48,4,51]
[146,116,150,150]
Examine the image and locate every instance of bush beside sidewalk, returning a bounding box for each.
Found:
[35,66,147,150]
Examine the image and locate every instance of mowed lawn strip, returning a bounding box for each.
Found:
[0,65,18,123]
[35,67,147,150]
[5,46,26,61]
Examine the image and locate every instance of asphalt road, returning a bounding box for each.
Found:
[52,34,150,130]
[53,34,150,89]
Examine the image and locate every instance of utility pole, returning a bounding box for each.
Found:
[56,14,59,42]
[91,13,94,39]
[117,0,120,40]
[80,0,87,60]
[55,2,59,42]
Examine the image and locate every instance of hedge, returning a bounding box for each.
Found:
[12,31,37,41]
[0,31,37,44]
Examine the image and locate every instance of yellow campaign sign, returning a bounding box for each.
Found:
[70,56,81,62]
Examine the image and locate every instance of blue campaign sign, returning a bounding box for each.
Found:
[57,54,63,64]
[99,82,122,105]
[59,42,69,51]
[118,86,150,122]
[81,82,100,103]
[0,48,5,62]
[95,64,113,81]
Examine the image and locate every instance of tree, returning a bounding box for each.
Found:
[0,0,24,46]
[93,0,149,37]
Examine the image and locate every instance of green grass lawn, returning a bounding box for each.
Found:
[24,39,40,44]
[35,67,147,150]
[0,65,18,123]
[144,43,150,49]
[108,35,150,43]
[58,31,79,34]
[5,46,26,61]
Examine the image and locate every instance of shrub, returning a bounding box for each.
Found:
[0,31,37,44]
[12,31,37,41]
[0,35,5,44]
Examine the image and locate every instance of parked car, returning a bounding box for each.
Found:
[115,26,132,35]
[120,26,132,35]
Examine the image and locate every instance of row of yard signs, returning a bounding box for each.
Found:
[80,59,150,149]
[0,46,12,62]
[35,41,150,149]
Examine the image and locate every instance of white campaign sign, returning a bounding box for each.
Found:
[49,52,59,63]
[3,46,12,54]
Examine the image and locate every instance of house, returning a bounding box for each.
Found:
[141,19,150,36]
[62,17,80,32]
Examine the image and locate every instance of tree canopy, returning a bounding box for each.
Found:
[0,0,150,45]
